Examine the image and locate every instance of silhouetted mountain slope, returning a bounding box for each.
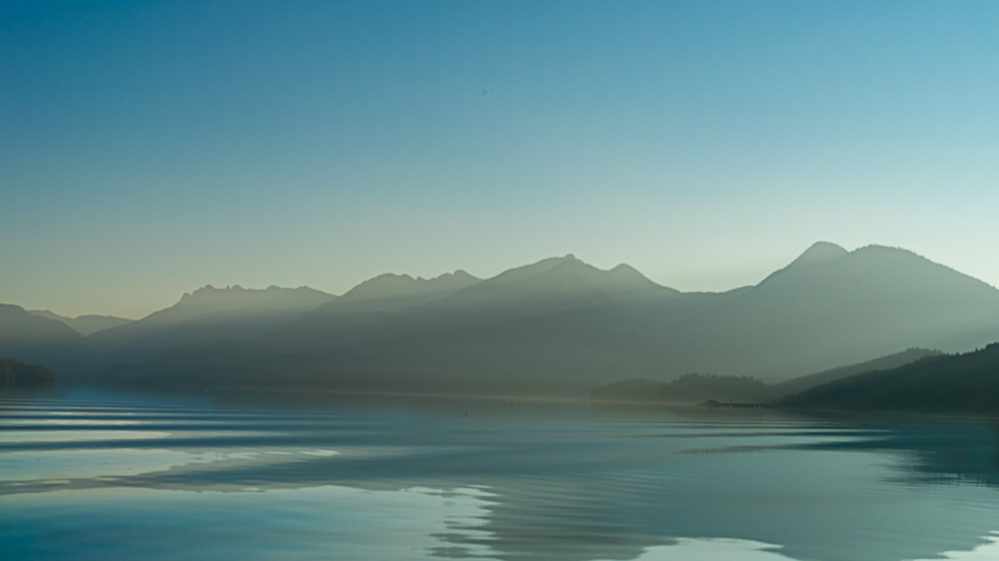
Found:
[773,347,942,396]
[781,343,999,414]
[0,304,84,370]
[656,243,999,378]
[30,310,133,336]
[590,348,940,405]
[86,285,334,364]
[0,304,81,343]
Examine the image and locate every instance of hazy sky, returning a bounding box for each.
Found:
[3,1,998,318]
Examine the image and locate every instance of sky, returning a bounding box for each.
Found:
[3,0,998,318]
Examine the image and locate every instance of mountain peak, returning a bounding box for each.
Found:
[790,241,848,266]
[609,262,654,283]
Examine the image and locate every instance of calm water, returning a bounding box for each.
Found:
[1,390,998,561]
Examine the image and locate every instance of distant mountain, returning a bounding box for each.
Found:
[30,310,133,336]
[85,285,335,364]
[659,242,999,378]
[772,347,942,397]
[140,284,334,325]
[320,270,480,314]
[426,255,674,319]
[263,270,482,353]
[83,243,999,397]
[0,304,84,370]
[93,256,685,392]
[781,343,999,414]
[590,348,940,405]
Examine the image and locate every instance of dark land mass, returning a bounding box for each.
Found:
[590,348,941,405]
[772,347,943,396]
[781,343,999,414]
[0,357,56,388]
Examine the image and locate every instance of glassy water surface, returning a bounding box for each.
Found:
[2,390,998,561]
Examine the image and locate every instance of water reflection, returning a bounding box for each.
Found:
[606,533,999,561]
[917,532,999,560]
[1,485,498,561]
[1,392,998,561]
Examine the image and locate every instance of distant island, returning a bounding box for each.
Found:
[0,358,56,389]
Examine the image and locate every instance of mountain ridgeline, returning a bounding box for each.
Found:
[590,348,942,405]
[781,343,999,414]
[85,285,336,363]
[1,243,998,403]
[29,310,133,337]
[0,304,85,372]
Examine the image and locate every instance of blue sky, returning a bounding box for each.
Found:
[3,1,998,317]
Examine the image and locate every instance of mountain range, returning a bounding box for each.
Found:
[85,284,335,363]
[0,304,86,372]
[3,242,999,398]
[29,310,133,336]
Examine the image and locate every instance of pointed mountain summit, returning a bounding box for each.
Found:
[788,241,848,266]
[263,255,678,359]
[436,254,675,313]
[607,262,655,283]
[757,243,997,300]
[696,242,999,377]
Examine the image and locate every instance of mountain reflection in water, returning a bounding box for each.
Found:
[1,390,998,561]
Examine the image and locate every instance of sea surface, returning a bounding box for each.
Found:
[1,389,998,561]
